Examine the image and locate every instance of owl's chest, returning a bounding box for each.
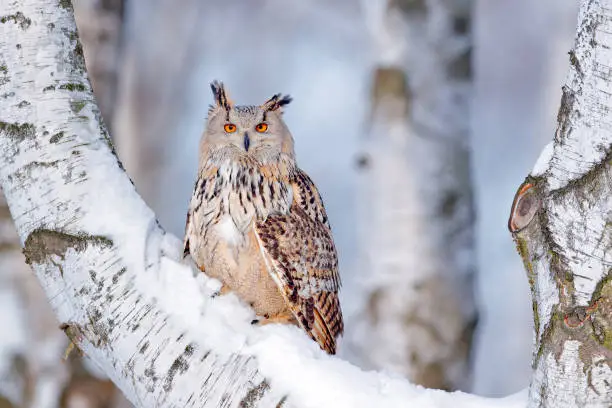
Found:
[197,164,293,240]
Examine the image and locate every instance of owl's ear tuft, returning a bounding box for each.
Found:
[262,93,292,113]
[210,80,233,111]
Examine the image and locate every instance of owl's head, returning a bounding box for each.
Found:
[200,81,295,163]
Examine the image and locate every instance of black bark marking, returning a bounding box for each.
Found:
[58,0,74,11]
[276,396,288,408]
[239,380,270,408]
[49,131,65,143]
[569,49,583,79]
[111,267,126,284]
[0,122,35,143]
[0,12,32,30]
[555,86,576,144]
[58,82,86,92]
[162,343,196,392]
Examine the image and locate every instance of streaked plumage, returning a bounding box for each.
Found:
[184,82,343,353]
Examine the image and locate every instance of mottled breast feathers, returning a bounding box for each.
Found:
[183,160,343,354]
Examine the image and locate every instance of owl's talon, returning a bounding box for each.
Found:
[256,313,296,326]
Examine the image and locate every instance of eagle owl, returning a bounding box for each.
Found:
[183,81,343,354]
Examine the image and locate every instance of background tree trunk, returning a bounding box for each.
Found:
[111,0,206,234]
[510,0,612,406]
[348,0,476,390]
[73,0,124,133]
[0,191,62,408]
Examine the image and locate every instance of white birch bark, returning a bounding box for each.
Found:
[349,0,476,390]
[509,0,612,407]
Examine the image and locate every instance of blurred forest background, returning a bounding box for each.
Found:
[0,0,579,406]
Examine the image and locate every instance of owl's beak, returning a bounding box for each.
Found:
[243,132,250,152]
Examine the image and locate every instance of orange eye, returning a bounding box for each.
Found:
[224,123,237,133]
[255,123,268,133]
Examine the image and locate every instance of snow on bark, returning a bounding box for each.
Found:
[509,0,612,407]
[349,0,476,390]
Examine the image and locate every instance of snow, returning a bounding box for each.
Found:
[132,234,529,408]
[531,141,554,176]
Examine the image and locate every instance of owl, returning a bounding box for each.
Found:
[183,81,343,354]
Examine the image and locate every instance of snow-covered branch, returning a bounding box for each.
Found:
[509,0,612,407]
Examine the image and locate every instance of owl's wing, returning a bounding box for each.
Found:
[254,169,343,354]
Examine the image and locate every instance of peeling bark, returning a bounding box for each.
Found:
[349,0,476,390]
[509,0,612,407]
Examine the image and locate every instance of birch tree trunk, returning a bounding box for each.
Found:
[349,0,476,390]
[509,0,612,406]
